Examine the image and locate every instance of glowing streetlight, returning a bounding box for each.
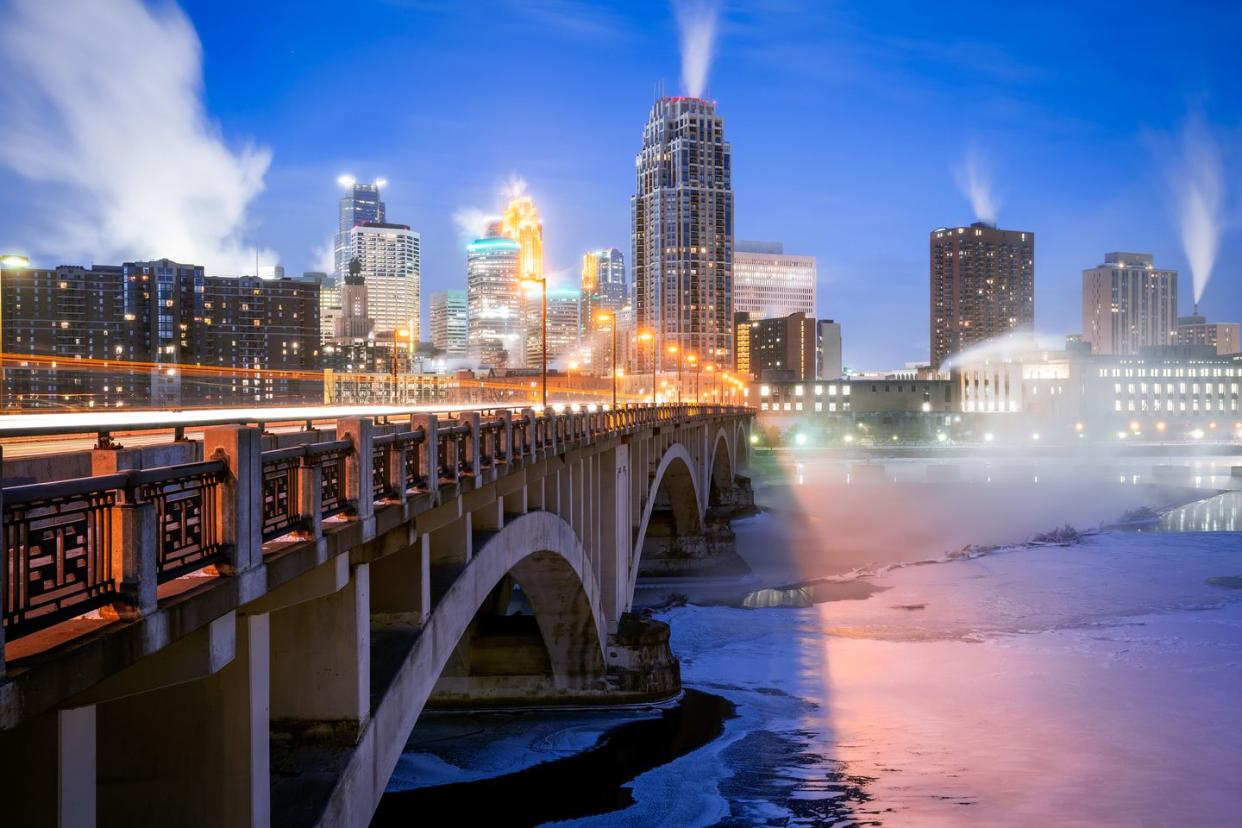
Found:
[666,344,682,404]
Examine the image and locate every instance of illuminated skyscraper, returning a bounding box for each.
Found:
[734,241,816,319]
[502,196,543,284]
[930,222,1034,370]
[333,177,386,280]
[343,222,420,341]
[466,233,522,368]
[632,96,734,371]
[545,288,582,363]
[1082,252,1177,355]
[430,290,468,357]
[581,248,627,327]
[502,196,544,369]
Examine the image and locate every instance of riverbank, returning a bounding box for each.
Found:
[372,690,734,826]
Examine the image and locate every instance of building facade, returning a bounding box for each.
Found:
[1176,313,1239,355]
[733,241,816,319]
[1,259,320,409]
[632,96,734,372]
[543,288,582,365]
[817,319,842,379]
[1082,252,1178,355]
[735,311,816,381]
[930,222,1035,369]
[466,234,522,369]
[333,179,386,281]
[429,290,468,357]
[581,248,627,328]
[342,222,420,341]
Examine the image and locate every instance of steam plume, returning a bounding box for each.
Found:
[1167,117,1224,303]
[953,146,999,225]
[674,0,721,98]
[0,0,272,274]
[453,207,497,243]
[501,173,528,201]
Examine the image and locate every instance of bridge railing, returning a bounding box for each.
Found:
[0,403,748,670]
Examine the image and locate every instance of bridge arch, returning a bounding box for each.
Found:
[707,427,736,507]
[733,419,750,470]
[325,510,607,825]
[627,442,706,605]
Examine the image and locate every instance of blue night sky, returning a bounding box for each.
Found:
[2,0,1240,369]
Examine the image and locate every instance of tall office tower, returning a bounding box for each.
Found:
[1176,313,1240,355]
[1081,252,1178,355]
[817,319,843,379]
[538,288,582,366]
[733,241,816,319]
[632,96,734,372]
[466,234,522,368]
[502,196,544,369]
[733,311,817,381]
[930,222,1034,369]
[334,266,374,342]
[334,177,386,279]
[502,196,544,284]
[581,248,627,327]
[429,290,468,357]
[342,222,421,340]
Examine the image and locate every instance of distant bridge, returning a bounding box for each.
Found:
[0,403,753,826]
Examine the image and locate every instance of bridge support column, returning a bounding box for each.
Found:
[370,541,430,627]
[598,444,631,629]
[0,704,97,828]
[270,564,370,741]
[91,611,270,828]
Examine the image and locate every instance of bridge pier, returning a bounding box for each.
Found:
[270,564,370,742]
[96,611,269,828]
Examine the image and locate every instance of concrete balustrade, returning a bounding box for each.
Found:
[0,404,752,827]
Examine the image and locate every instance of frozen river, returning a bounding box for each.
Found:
[383,452,1242,827]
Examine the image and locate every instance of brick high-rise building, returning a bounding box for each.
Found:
[0,259,320,409]
[930,222,1034,369]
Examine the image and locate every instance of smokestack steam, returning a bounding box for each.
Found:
[1168,117,1224,304]
[674,0,721,99]
[953,146,999,226]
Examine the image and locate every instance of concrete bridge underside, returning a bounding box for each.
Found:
[0,406,752,827]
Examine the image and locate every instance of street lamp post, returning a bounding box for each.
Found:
[597,311,618,409]
[521,276,548,407]
[667,344,682,404]
[391,328,410,404]
[687,354,699,402]
[638,330,655,405]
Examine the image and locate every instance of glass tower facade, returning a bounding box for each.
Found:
[632,97,734,371]
[466,235,522,368]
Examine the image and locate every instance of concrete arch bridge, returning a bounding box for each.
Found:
[0,402,753,826]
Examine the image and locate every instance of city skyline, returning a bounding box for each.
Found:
[0,1,1239,370]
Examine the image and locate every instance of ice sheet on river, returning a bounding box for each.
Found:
[573,531,1242,827]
